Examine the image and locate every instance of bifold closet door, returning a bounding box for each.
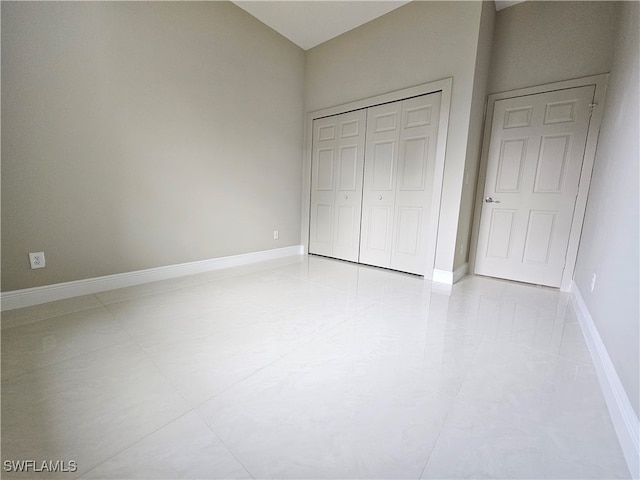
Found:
[309,110,366,262]
[359,92,442,275]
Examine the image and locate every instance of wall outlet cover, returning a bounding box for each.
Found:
[29,252,46,269]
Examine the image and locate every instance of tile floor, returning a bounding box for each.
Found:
[1,254,630,479]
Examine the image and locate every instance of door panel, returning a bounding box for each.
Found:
[309,110,366,262]
[390,93,441,274]
[359,103,400,268]
[332,111,366,261]
[309,116,337,257]
[475,85,595,287]
[359,93,441,274]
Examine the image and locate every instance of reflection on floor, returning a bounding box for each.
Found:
[1,254,630,479]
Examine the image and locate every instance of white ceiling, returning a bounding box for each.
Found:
[494,0,525,11]
[232,1,411,50]
[233,1,526,51]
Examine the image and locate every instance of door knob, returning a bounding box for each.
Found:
[378,195,383,200]
[345,195,348,200]
[485,197,501,203]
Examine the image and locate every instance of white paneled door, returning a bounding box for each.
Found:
[309,110,366,262]
[310,92,441,275]
[359,101,401,269]
[475,85,595,287]
[360,92,442,275]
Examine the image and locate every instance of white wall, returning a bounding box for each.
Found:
[305,1,484,275]
[573,2,639,418]
[1,2,305,291]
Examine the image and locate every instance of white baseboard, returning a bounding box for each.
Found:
[570,281,640,479]
[1,245,304,312]
[432,263,468,285]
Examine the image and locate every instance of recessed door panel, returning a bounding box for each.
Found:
[373,112,397,133]
[475,85,595,287]
[339,146,358,191]
[544,101,577,124]
[496,139,526,192]
[371,142,395,190]
[400,137,428,191]
[336,205,356,248]
[318,125,335,141]
[367,206,392,251]
[341,120,360,138]
[396,207,422,255]
[534,135,570,193]
[522,210,556,264]
[316,149,334,191]
[405,106,432,128]
[504,106,533,129]
[314,204,333,245]
[486,209,515,259]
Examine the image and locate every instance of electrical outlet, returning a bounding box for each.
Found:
[273,230,279,240]
[29,252,46,269]
[590,273,597,292]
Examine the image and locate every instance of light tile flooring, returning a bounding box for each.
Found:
[1,255,630,479]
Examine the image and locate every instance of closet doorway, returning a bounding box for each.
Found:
[302,79,452,278]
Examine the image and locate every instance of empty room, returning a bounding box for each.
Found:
[1,1,638,478]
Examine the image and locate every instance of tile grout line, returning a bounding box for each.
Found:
[75,294,201,479]
[79,260,336,480]
[193,408,256,480]
[75,410,198,480]
[1,300,102,332]
[86,292,204,479]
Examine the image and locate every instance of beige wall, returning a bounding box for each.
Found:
[1,2,305,291]
[489,1,617,93]
[574,2,639,417]
[454,0,495,271]
[305,1,484,274]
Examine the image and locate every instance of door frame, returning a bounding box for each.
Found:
[301,78,453,278]
[469,74,609,291]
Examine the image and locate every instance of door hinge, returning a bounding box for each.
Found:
[589,103,597,115]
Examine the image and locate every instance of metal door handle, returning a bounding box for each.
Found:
[485,197,501,203]
[345,195,348,200]
[378,195,383,200]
